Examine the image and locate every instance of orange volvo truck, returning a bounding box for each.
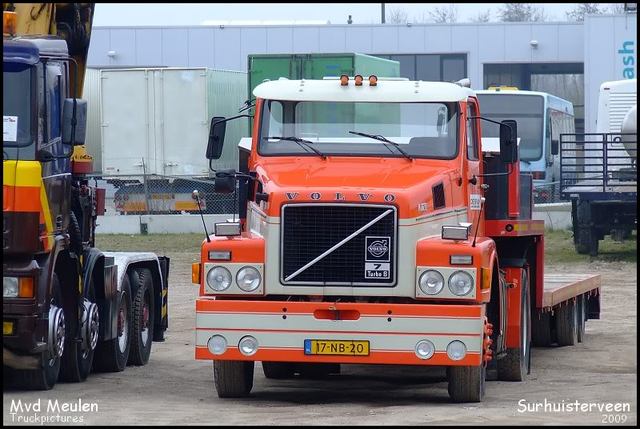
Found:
[192,75,601,402]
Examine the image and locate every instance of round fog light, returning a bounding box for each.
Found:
[207,335,227,355]
[238,335,258,356]
[446,340,467,361]
[415,340,435,360]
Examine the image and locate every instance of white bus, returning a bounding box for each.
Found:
[476,88,575,202]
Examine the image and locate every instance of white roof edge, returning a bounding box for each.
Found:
[253,79,475,103]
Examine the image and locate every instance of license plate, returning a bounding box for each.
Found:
[304,339,369,356]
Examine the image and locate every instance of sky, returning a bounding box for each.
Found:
[92,3,626,26]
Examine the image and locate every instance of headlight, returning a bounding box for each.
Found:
[206,266,232,291]
[418,270,444,295]
[3,277,19,298]
[236,266,261,292]
[448,271,474,296]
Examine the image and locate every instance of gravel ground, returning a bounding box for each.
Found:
[3,248,636,426]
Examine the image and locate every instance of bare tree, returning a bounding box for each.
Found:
[429,4,458,23]
[566,3,603,21]
[470,9,492,23]
[499,3,546,22]
[608,3,627,14]
[387,7,408,24]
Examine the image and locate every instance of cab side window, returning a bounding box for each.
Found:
[466,103,479,160]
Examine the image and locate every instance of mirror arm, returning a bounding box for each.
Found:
[469,115,508,128]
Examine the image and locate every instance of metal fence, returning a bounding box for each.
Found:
[532,181,563,204]
[89,174,237,216]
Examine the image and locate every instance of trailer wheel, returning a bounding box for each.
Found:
[213,360,254,398]
[128,268,155,366]
[497,270,531,381]
[93,275,133,372]
[262,362,296,379]
[577,295,587,343]
[9,274,64,390]
[531,309,553,347]
[448,364,486,403]
[297,362,341,379]
[60,275,98,382]
[555,300,578,346]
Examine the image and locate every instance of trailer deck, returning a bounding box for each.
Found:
[542,273,601,308]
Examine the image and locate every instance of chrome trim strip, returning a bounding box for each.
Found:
[280,203,398,286]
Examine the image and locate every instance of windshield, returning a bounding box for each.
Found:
[258,100,459,159]
[3,65,34,151]
[477,94,544,161]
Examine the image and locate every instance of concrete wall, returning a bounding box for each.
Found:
[95,204,572,234]
[96,214,231,234]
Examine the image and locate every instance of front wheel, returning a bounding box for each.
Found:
[128,268,155,366]
[213,360,254,398]
[497,269,531,381]
[8,275,65,390]
[448,364,486,403]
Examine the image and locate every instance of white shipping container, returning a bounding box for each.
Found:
[98,67,247,177]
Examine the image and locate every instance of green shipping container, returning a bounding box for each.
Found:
[247,53,400,133]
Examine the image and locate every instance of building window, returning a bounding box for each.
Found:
[375,54,467,82]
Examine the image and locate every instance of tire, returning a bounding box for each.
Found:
[9,275,64,390]
[59,273,97,382]
[574,201,599,256]
[128,268,155,366]
[262,362,296,379]
[448,364,486,403]
[497,269,531,381]
[213,360,254,398]
[577,295,587,343]
[297,363,341,379]
[93,275,133,372]
[531,309,553,347]
[555,300,578,346]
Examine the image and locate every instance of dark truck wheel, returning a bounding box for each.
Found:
[60,275,99,382]
[498,270,531,381]
[262,362,296,379]
[93,275,133,372]
[213,360,254,398]
[574,201,599,256]
[448,364,486,403]
[9,274,65,390]
[555,300,578,346]
[128,268,155,366]
[531,310,553,347]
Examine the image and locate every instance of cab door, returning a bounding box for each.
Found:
[465,98,482,222]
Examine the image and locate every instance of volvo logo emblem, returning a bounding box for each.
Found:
[368,241,388,257]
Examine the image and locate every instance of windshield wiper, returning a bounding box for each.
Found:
[263,136,327,159]
[348,130,413,161]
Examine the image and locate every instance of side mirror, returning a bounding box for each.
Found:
[499,119,518,164]
[62,98,87,146]
[551,139,559,156]
[214,169,236,194]
[207,116,227,160]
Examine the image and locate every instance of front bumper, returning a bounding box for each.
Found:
[195,299,485,366]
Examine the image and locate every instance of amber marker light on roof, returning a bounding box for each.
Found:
[354,74,363,86]
[369,75,378,86]
[340,74,349,86]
